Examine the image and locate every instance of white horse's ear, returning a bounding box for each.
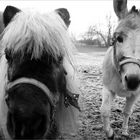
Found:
[113,0,128,20]
[55,8,71,27]
[3,5,21,27]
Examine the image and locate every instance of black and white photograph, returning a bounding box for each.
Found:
[0,0,140,139]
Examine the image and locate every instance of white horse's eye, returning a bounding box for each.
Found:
[116,35,123,43]
[112,32,125,45]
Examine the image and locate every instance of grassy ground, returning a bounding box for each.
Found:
[76,45,107,53]
[68,45,140,140]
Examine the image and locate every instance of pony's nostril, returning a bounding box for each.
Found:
[125,75,140,90]
[125,75,128,82]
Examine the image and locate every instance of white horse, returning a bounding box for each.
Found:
[101,0,140,139]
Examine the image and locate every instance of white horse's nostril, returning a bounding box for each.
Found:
[124,74,140,90]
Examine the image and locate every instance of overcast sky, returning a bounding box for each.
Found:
[0,0,140,39]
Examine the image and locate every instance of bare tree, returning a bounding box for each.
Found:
[106,14,116,47]
[81,13,116,47]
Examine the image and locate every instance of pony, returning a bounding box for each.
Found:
[101,0,140,139]
[0,5,80,139]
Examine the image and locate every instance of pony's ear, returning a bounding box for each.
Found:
[55,8,71,27]
[3,5,21,27]
[113,0,128,20]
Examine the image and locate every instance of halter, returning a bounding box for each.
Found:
[112,37,140,75]
[5,77,58,127]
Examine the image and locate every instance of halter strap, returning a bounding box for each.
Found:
[119,58,140,67]
[6,77,56,107]
[112,43,140,75]
[112,45,121,73]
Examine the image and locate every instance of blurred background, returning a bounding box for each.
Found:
[0,0,139,48]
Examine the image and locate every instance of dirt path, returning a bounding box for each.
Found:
[71,50,140,140]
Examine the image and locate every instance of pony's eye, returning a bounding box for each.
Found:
[5,53,13,64]
[117,35,123,43]
[5,53,13,63]
[5,49,12,63]
[5,53,11,61]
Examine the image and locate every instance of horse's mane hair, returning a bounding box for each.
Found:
[1,10,75,65]
[115,5,140,33]
[129,5,140,15]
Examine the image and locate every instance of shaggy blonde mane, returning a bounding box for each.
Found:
[1,10,75,65]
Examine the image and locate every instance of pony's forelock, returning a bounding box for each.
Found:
[1,10,75,66]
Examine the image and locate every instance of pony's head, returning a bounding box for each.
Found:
[113,0,140,91]
[1,5,72,139]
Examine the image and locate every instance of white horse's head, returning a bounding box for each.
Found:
[113,0,140,91]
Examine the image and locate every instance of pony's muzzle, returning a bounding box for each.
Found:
[124,74,140,91]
